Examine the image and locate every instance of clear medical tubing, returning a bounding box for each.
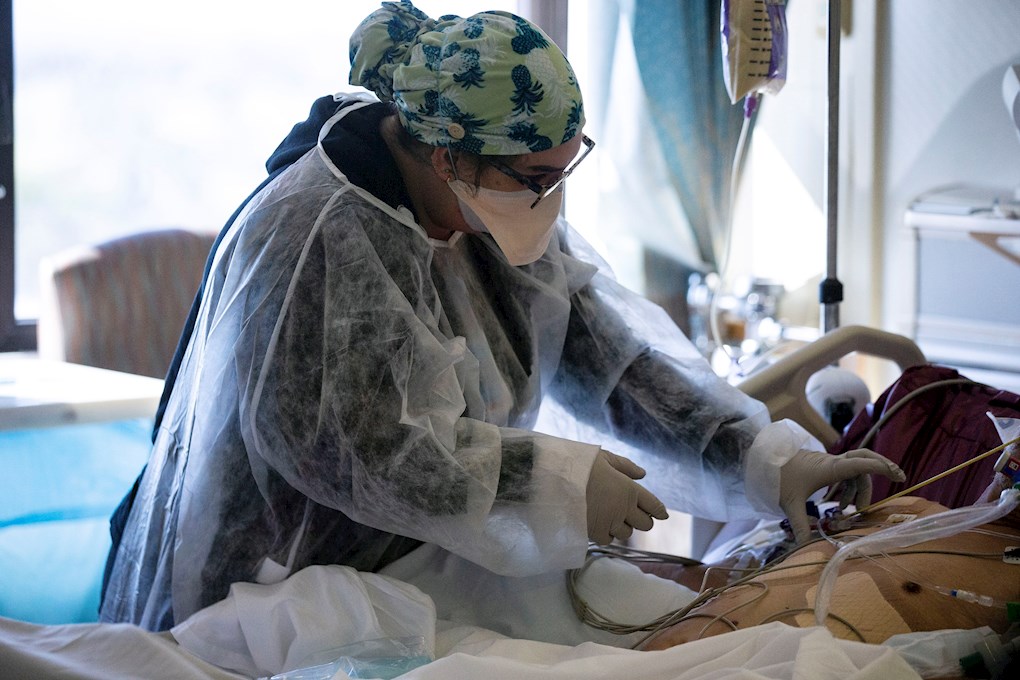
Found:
[814,488,1020,626]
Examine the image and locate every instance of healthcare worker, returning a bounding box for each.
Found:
[100,1,904,632]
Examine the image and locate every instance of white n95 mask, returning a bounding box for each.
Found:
[448,179,562,266]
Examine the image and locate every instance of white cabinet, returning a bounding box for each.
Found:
[905,184,1020,392]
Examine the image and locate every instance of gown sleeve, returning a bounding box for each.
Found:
[547,241,782,522]
[235,195,596,577]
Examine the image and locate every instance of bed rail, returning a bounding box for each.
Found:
[738,325,927,447]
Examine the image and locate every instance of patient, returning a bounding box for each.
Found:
[639,474,1019,650]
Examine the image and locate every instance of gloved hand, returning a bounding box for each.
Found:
[779,448,906,544]
[586,450,669,545]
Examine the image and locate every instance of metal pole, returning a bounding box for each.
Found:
[820,0,844,333]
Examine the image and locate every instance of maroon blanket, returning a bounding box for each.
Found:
[832,364,1020,508]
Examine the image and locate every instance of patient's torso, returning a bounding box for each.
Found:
[643,497,1019,648]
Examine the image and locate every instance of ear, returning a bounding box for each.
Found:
[430,146,454,181]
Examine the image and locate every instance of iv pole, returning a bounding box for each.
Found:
[820,0,844,333]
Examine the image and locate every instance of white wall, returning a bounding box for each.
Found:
[873,0,1020,334]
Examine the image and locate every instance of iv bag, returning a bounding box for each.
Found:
[721,0,788,104]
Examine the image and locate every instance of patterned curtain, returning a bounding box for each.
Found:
[626,0,752,271]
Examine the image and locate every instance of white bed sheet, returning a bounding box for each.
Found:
[0,616,921,680]
[0,559,924,680]
[0,617,246,680]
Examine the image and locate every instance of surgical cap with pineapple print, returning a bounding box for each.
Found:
[349,1,585,155]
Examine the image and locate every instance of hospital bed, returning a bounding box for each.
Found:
[682,324,929,561]
[0,325,1015,680]
[737,324,927,448]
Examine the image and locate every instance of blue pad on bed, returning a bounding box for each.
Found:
[0,419,151,623]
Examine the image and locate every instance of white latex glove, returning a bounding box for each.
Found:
[586,450,669,545]
[779,448,906,544]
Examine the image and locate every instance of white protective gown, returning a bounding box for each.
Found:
[101,97,794,632]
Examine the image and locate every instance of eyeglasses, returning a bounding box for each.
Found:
[489,134,596,209]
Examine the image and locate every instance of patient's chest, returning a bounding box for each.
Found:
[643,497,1020,648]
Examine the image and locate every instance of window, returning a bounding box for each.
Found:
[0,0,519,351]
[3,0,829,358]
[564,0,833,367]
[0,1,18,348]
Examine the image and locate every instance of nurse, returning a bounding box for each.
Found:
[100,0,904,631]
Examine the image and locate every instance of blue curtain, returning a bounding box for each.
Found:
[627,0,751,271]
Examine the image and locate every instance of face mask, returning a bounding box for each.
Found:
[447,180,562,266]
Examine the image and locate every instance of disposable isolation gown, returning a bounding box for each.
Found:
[101,94,784,632]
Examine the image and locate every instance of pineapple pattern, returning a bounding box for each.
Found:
[351,0,585,155]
